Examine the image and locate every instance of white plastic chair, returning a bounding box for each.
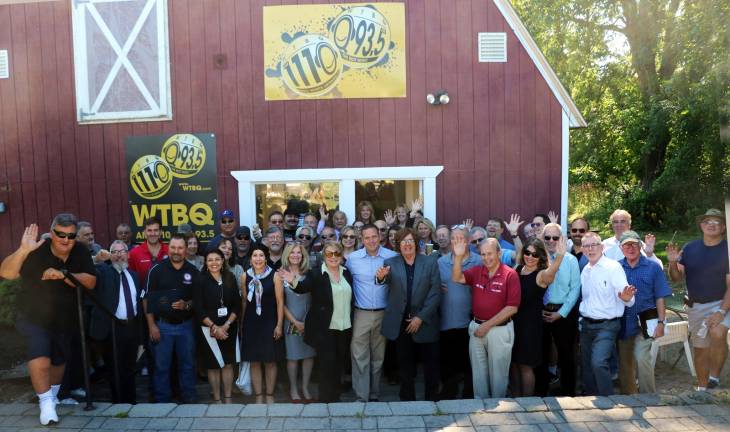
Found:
[650,320,696,377]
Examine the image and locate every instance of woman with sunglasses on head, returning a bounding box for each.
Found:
[241,244,285,404]
[277,243,316,403]
[218,237,244,288]
[339,226,360,261]
[184,232,204,270]
[193,248,242,404]
[509,238,564,397]
[290,241,353,402]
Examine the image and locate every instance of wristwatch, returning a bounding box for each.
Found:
[657,320,665,325]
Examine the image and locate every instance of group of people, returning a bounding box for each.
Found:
[1,201,728,427]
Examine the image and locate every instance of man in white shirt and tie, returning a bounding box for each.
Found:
[89,240,142,404]
[579,232,636,396]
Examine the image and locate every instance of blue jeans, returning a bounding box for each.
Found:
[151,320,197,403]
[580,318,620,396]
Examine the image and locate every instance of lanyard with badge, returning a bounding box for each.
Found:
[216,277,228,318]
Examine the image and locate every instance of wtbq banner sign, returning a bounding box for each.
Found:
[126,133,218,243]
[264,3,407,100]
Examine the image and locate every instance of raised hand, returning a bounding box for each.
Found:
[319,205,328,220]
[548,210,559,224]
[384,209,396,225]
[666,243,682,262]
[462,218,474,231]
[643,233,656,256]
[451,236,468,257]
[619,285,637,302]
[555,235,567,256]
[20,224,45,254]
[505,214,523,235]
[410,197,423,216]
[95,249,112,262]
[277,268,295,285]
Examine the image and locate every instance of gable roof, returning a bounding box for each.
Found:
[493,0,587,128]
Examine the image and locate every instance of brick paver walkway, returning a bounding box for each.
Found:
[1,394,730,431]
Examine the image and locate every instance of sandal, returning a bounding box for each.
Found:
[255,393,264,404]
[223,396,233,404]
[265,393,275,404]
[212,398,222,404]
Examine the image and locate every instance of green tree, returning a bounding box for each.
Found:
[513,0,729,228]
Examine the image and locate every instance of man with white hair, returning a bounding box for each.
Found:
[602,209,662,267]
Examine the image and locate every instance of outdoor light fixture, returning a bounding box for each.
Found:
[426,91,450,105]
[0,202,5,214]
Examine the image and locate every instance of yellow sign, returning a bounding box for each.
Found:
[264,3,406,100]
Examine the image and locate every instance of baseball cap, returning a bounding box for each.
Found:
[236,226,251,238]
[619,230,641,246]
[220,209,235,220]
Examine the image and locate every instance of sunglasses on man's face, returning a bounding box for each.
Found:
[571,228,586,233]
[221,219,235,224]
[236,235,250,241]
[321,234,336,239]
[470,238,484,245]
[298,235,312,240]
[544,236,560,242]
[53,229,77,240]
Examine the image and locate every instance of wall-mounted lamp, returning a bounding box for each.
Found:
[426,90,450,105]
[0,202,6,214]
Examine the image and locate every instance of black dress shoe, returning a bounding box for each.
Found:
[368,398,379,402]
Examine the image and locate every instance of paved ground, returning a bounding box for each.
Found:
[1,393,730,431]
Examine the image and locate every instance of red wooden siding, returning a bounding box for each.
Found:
[0,0,564,257]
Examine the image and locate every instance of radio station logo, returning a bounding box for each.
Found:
[130,134,206,200]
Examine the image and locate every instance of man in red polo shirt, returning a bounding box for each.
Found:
[128,217,168,284]
[451,235,520,398]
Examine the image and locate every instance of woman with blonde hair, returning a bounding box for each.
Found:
[339,225,359,260]
[413,218,437,254]
[278,243,315,402]
[356,200,376,225]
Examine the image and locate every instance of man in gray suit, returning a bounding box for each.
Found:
[378,227,441,401]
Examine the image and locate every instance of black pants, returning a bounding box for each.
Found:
[317,328,351,403]
[395,324,440,401]
[102,320,140,404]
[535,314,577,396]
[439,327,473,399]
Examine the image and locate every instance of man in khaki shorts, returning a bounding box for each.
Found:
[668,208,730,390]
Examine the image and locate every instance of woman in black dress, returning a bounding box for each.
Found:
[193,248,241,403]
[509,237,564,396]
[241,244,284,404]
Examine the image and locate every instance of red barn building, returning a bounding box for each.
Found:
[0,0,585,256]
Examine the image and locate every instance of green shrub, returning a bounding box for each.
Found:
[0,278,21,327]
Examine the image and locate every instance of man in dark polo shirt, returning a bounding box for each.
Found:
[0,214,96,425]
[142,233,198,403]
[451,237,520,398]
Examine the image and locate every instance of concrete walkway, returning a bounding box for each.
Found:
[1,393,729,431]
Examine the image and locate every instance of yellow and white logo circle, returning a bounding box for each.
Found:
[129,154,173,200]
[161,134,206,179]
[330,6,391,69]
[281,34,343,97]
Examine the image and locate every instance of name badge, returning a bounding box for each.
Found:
[217,307,228,317]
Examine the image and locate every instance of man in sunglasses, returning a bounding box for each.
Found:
[283,207,300,243]
[374,220,389,247]
[602,209,662,267]
[1,214,96,425]
[535,223,582,396]
[568,217,590,271]
[234,226,253,269]
[207,209,238,253]
[667,208,729,391]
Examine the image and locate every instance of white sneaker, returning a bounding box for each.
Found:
[39,399,58,425]
[59,397,79,405]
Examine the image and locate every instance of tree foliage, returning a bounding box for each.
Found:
[512,0,729,228]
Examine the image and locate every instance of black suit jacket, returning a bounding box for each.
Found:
[89,264,142,341]
[294,266,354,349]
[381,254,441,343]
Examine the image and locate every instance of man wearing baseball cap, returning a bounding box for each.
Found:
[233,226,253,269]
[667,208,729,390]
[207,209,237,253]
[617,230,672,394]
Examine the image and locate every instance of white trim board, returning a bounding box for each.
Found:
[492,0,587,128]
[231,166,444,228]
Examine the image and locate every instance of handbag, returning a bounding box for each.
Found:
[639,308,659,339]
[235,361,252,395]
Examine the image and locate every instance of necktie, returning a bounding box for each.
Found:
[120,271,135,320]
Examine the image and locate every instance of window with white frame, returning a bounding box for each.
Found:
[231,167,444,229]
[72,0,172,124]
